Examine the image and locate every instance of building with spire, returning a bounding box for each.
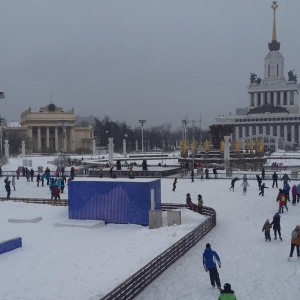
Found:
[215,1,300,151]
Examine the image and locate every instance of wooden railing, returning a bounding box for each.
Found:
[0,197,68,206]
[100,204,216,300]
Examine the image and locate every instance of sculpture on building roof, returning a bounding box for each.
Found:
[39,103,64,113]
[250,73,257,84]
[288,70,297,83]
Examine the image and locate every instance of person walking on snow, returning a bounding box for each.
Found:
[259,183,269,196]
[218,283,237,300]
[288,225,300,261]
[241,179,250,195]
[203,243,222,290]
[262,219,272,241]
[271,212,282,241]
[229,177,239,191]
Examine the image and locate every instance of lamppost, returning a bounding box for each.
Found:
[0,93,5,156]
[57,119,68,167]
[139,120,146,153]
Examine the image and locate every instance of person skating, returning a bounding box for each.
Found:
[281,173,290,187]
[240,179,250,195]
[272,171,278,188]
[261,167,265,180]
[186,193,196,211]
[205,168,209,179]
[288,225,300,261]
[292,185,297,206]
[271,212,282,241]
[277,189,287,213]
[259,183,269,196]
[262,219,272,241]
[218,283,237,300]
[172,178,177,191]
[36,173,41,187]
[203,243,221,290]
[297,183,300,204]
[256,175,262,190]
[197,194,203,213]
[5,180,11,198]
[12,175,16,191]
[283,182,291,202]
[30,168,34,182]
[229,177,239,191]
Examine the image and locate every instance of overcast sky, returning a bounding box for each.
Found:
[1,0,300,130]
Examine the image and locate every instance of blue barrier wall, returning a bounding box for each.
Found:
[68,179,161,225]
[0,237,22,255]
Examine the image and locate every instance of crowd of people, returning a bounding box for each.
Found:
[2,165,76,205]
[173,165,300,298]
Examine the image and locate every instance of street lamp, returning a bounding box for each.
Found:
[57,119,68,167]
[139,120,146,153]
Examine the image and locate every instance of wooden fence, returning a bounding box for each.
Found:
[100,204,216,300]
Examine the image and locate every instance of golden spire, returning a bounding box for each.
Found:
[271,1,278,41]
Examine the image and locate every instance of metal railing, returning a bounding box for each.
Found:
[100,205,216,300]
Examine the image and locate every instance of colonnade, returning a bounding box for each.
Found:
[27,126,75,152]
[235,123,299,144]
[249,90,295,107]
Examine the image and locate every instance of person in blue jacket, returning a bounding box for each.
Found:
[203,243,222,289]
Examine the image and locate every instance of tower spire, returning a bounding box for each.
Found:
[272,1,278,41]
[268,1,280,51]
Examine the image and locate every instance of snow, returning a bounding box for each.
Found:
[1,154,300,300]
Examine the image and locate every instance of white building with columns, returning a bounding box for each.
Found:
[20,103,93,153]
[215,1,300,150]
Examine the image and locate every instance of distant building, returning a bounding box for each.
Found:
[19,104,93,153]
[215,2,300,150]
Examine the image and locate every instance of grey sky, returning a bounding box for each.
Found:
[1,0,299,130]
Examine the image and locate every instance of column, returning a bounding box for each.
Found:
[284,124,288,142]
[274,91,277,106]
[262,125,266,135]
[291,124,295,143]
[249,126,253,138]
[28,127,33,139]
[287,91,291,105]
[63,127,67,151]
[55,127,59,152]
[270,125,274,137]
[254,93,258,107]
[70,128,75,152]
[280,91,284,105]
[256,125,260,136]
[108,138,114,165]
[46,127,50,149]
[235,127,239,139]
[37,127,41,152]
[267,92,271,104]
[123,139,127,158]
[242,126,245,139]
[277,125,281,138]
[298,125,300,146]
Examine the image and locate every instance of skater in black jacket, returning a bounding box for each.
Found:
[229,178,239,191]
[259,183,269,196]
[271,212,282,241]
[256,175,262,190]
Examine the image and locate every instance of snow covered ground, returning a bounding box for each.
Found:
[1,154,300,300]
